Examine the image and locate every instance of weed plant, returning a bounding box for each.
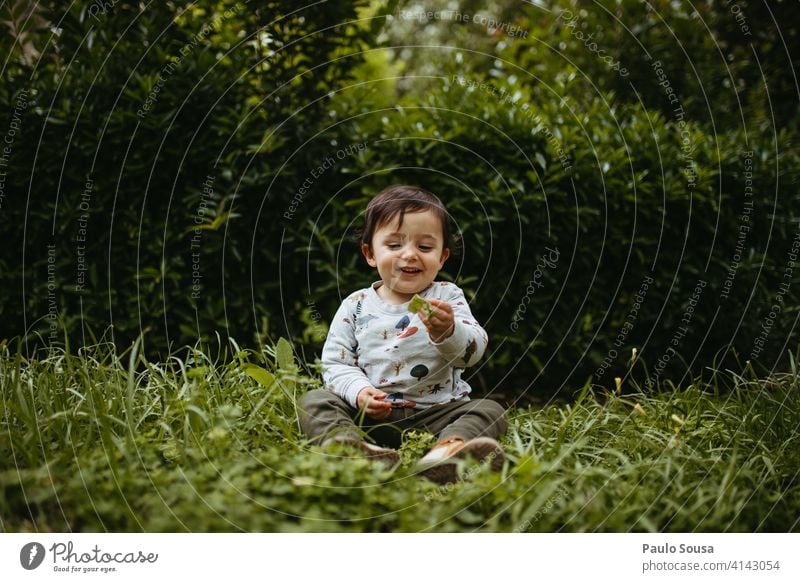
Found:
[1,339,798,532]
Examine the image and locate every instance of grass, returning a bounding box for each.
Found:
[1,337,798,532]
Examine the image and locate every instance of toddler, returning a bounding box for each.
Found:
[299,185,506,483]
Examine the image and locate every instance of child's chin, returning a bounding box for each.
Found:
[404,282,429,293]
[389,275,433,292]
[388,286,425,301]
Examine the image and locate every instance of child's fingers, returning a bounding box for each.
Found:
[421,310,453,339]
[365,390,391,412]
[358,387,388,410]
[426,301,453,321]
[427,298,453,314]
[364,388,387,400]
[425,312,454,334]
[421,310,448,328]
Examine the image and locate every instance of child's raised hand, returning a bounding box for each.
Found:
[421,298,455,343]
[357,386,392,420]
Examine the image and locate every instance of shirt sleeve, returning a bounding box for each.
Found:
[321,299,372,408]
[430,284,488,368]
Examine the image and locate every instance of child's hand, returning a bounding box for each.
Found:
[421,298,455,343]
[357,387,392,420]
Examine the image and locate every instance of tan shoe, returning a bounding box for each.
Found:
[416,436,505,484]
[322,434,400,469]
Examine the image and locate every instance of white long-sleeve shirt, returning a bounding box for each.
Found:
[321,280,488,409]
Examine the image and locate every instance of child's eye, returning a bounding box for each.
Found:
[419,246,433,251]
[387,243,401,249]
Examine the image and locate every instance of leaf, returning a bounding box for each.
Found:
[275,338,296,370]
[243,364,275,388]
[187,366,209,379]
[408,294,432,317]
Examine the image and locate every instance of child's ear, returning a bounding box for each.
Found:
[439,247,451,265]
[361,243,377,267]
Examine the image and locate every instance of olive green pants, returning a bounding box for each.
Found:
[298,389,507,448]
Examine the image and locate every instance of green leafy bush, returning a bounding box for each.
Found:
[1,1,797,401]
[0,0,377,354]
[292,68,799,398]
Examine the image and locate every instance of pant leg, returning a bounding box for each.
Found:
[298,389,361,443]
[407,398,507,441]
[298,389,406,448]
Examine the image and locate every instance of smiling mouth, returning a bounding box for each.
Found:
[400,267,422,274]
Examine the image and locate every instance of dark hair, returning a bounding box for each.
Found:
[359,185,458,252]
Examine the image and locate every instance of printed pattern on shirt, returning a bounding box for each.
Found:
[321,281,488,409]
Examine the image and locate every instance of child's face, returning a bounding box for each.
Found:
[361,209,450,304]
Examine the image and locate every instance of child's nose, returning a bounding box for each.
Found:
[400,245,416,259]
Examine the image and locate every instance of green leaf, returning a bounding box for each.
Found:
[408,294,432,317]
[275,337,296,370]
[187,366,209,379]
[243,364,275,388]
